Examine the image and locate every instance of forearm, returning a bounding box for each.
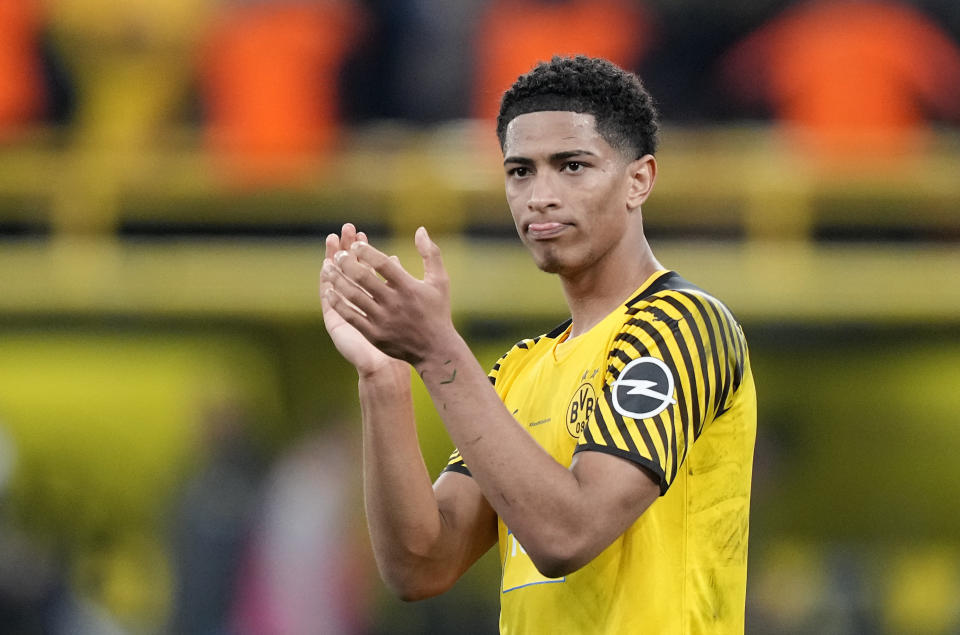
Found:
[415,330,597,574]
[325,230,645,577]
[358,363,454,597]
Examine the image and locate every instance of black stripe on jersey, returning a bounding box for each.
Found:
[699,298,734,416]
[615,330,663,360]
[710,301,738,365]
[624,317,691,471]
[582,410,598,444]
[643,304,679,330]
[608,331,651,368]
[592,397,619,449]
[634,306,698,463]
[442,462,472,477]
[612,314,686,475]
[658,294,713,439]
[601,382,653,466]
[625,271,686,307]
[609,347,638,366]
[730,322,746,393]
[488,358,503,386]
[516,341,529,350]
[683,293,725,420]
[545,318,573,339]
[714,302,745,394]
[660,406,680,484]
[573,444,668,495]
[651,407,673,481]
[716,301,744,361]
[606,363,620,379]
[711,300,745,391]
[641,303,703,439]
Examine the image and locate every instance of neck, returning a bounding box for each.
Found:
[561,235,662,338]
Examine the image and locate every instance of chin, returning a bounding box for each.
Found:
[527,241,590,276]
[537,261,562,274]
[532,252,574,275]
[529,249,563,274]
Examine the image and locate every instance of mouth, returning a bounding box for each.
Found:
[526,221,572,240]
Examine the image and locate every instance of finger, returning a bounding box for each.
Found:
[325,233,341,261]
[319,257,335,296]
[320,253,352,302]
[350,240,410,286]
[322,254,364,288]
[337,250,391,302]
[357,231,368,243]
[340,223,358,251]
[415,226,447,286]
[328,263,381,317]
[325,253,374,298]
[322,286,374,334]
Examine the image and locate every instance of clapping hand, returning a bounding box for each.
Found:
[321,224,453,368]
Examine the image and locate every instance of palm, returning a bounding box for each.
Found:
[321,292,392,371]
[321,225,396,374]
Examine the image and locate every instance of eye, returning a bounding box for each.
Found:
[507,166,530,178]
[562,161,585,173]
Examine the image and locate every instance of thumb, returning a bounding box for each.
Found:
[415,226,446,284]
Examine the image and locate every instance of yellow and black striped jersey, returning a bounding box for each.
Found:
[444,270,757,634]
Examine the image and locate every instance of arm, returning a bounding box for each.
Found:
[358,363,497,600]
[321,225,497,599]
[323,228,660,578]
[411,330,659,577]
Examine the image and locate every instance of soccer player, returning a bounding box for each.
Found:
[320,56,757,633]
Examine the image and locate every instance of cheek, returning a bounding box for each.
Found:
[506,196,526,230]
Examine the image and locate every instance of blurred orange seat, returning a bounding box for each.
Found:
[199,1,363,185]
[472,0,654,120]
[0,0,45,140]
[721,0,960,159]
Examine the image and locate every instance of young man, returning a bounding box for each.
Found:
[320,56,757,634]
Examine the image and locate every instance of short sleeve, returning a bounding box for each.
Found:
[441,448,471,476]
[575,291,747,494]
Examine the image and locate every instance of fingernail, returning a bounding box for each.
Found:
[351,241,364,251]
[334,250,348,263]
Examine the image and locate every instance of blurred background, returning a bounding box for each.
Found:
[0,0,959,633]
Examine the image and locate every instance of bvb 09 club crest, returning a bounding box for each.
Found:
[566,382,596,438]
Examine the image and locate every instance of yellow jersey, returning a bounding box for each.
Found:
[444,270,757,634]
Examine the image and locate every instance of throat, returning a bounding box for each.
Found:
[562,259,663,338]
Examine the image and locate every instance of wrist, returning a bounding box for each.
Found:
[358,358,411,390]
[412,330,470,380]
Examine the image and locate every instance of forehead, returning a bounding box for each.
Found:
[502,111,610,157]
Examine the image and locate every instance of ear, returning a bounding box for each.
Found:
[625,155,657,211]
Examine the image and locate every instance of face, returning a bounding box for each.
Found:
[502,111,648,277]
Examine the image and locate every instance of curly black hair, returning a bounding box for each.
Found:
[496,56,659,158]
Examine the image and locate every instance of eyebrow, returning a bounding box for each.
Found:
[503,149,599,166]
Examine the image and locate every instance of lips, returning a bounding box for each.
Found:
[526,221,570,239]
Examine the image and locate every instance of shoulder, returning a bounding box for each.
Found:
[488,319,571,386]
[620,272,744,347]
[606,273,748,394]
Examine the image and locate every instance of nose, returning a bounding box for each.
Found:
[526,173,561,213]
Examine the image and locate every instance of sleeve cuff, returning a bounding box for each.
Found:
[573,443,669,495]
